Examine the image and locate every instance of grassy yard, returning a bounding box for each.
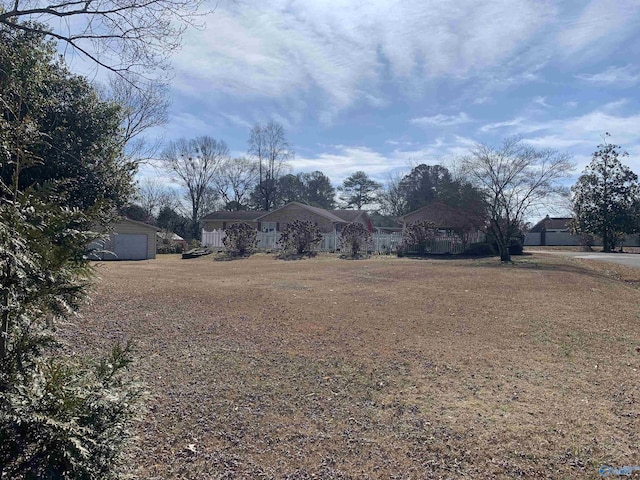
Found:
[62,253,640,479]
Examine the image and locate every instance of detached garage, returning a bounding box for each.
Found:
[93,218,159,260]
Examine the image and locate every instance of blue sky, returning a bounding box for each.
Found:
[135,0,640,193]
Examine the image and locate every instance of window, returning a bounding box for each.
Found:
[261,222,277,233]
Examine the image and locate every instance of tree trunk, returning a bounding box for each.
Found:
[498,240,511,262]
[602,230,610,252]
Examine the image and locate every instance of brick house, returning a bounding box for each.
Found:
[202,210,266,232]
[201,202,373,249]
[255,202,373,234]
[398,202,485,240]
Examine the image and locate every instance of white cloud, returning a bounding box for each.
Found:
[556,0,640,57]
[168,1,561,123]
[478,117,527,133]
[533,96,550,108]
[220,113,253,130]
[476,107,640,175]
[292,136,481,185]
[411,112,472,127]
[293,146,391,184]
[576,65,640,87]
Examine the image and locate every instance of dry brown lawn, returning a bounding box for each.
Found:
[61,253,640,479]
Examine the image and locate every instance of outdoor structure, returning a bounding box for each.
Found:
[398,202,485,245]
[524,216,640,246]
[92,218,159,260]
[201,202,374,251]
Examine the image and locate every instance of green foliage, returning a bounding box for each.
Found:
[1,26,141,479]
[276,174,305,205]
[570,136,640,252]
[0,341,142,480]
[0,25,135,211]
[278,220,322,255]
[156,242,183,254]
[340,222,371,258]
[223,222,258,256]
[399,220,437,256]
[396,164,485,221]
[265,171,336,210]
[299,171,336,209]
[338,171,381,210]
[0,194,141,480]
[118,203,148,223]
[156,206,190,240]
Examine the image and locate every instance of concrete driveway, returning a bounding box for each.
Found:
[533,250,640,269]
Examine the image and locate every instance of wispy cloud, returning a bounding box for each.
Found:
[292,136,481,185]
[411,112,472,127]
[478,117,527,133]
[556,0,640,57]
[168,1,562,124]
[533,96,550,108]
[576,65,640,87]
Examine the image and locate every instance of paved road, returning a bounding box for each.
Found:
[533,250,640,269]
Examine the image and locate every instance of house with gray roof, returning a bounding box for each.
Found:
[201,202,373,249]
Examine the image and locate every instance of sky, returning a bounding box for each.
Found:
[80,1,640,204]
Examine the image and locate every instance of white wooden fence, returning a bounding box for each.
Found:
[202,229,484,254]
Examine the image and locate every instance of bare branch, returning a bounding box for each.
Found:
[0,0,206,76]
[461,137,574,261]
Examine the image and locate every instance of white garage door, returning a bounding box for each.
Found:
[112,233,148,260]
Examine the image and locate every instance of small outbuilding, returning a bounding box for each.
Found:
[93,218,160,260]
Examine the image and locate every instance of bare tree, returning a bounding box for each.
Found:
[0,0,204,75]
[136,178,179,221]
[380,171,407,217]
[213,157,258,210]
[461,137,574,261]
[162,137,229,239]
[248,121,293,211]
[105,74,169,162]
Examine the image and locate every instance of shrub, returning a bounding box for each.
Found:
[0,194,142,479]
[157,243,183,254]
[463,242,496,257]
[579,234,595,251]
[278,220,322,255]
[1,342,142,479]
[340,223,372,258]
[508,237,524,255]
[223,222,258,256]
[400,220,437,256]
[487,233,525,256]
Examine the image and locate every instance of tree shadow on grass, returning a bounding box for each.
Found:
[479,256,640,286]
[276,251,318,261]
[213,252,253,262]
[339,253,371,260]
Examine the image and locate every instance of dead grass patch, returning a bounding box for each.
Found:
[59,253,640,478]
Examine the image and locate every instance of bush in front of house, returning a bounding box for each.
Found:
[579,233,595,251]
[223,222,258,256]
[340,223,372,258]
[486,232,525,257]
[398,220,437,256]
[278,220,322,255]
[508,237,524,255]
[463,242,496,257]
[157,243,184,254]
